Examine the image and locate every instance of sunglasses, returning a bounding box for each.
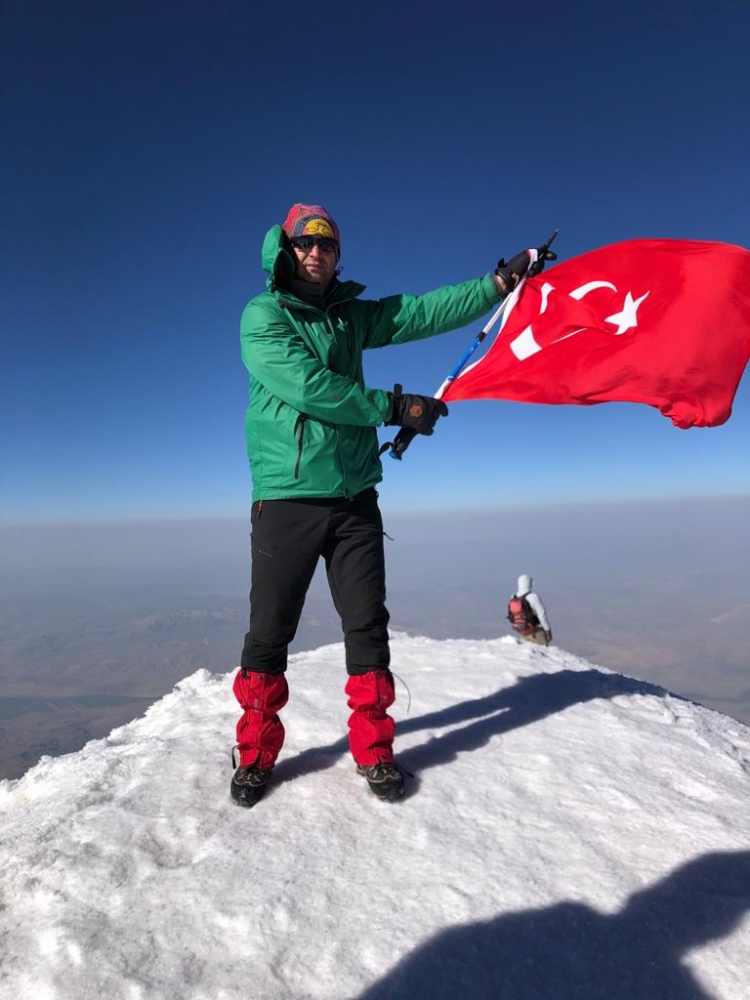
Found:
[291,237,339,255]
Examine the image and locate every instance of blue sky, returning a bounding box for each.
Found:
[3,0,749,522]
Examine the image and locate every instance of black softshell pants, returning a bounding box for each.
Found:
[240,488,391,676]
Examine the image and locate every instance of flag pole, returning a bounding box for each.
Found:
[384,230,559,460]
[384,293,512,461]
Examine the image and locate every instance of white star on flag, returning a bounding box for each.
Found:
[604,290,650,335]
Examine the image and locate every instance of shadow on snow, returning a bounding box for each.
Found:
[275,665,677,783]
[397,667,675,775]
[274,664,744,998]
[354,849,750,1000]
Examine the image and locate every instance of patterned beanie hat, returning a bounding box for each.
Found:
[282,204,340,245]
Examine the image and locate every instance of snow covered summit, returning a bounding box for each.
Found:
[1,634,749,999]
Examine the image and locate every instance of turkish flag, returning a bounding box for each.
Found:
[442,239,750,428]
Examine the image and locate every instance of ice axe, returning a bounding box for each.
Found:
[383,229,560,461]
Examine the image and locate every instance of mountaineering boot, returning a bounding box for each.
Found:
[356,761,406,802]
[230,764,274,808]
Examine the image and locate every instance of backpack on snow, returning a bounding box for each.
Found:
[507,595,540,634]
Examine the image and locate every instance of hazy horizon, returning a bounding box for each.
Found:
[1,495,749,780]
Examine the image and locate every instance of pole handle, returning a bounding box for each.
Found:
[388,427,418,460]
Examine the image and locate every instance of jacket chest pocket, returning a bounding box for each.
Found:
[327,315,354,374]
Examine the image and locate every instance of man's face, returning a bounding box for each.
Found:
[292,237,339,285]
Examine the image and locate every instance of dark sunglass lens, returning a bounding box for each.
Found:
[293,237,338,254]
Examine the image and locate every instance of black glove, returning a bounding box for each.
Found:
[386,387,448,436]
[495,242,559,288]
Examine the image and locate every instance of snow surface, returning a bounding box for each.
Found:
[2,634,750,1000]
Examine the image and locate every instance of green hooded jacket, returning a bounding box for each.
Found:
[240,225,503,502]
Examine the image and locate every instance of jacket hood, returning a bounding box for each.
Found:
[259,224,365,303]
[517,574,532,596]
[261,224,297,290]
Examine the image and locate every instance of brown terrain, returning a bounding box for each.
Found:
[2,498,748,780]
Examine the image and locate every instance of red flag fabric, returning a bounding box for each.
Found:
[442,239,750,428]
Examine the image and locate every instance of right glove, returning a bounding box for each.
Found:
[544,629,553,645]
[495,250,534,292]
[386,387,448,436]
[495,241,559,290]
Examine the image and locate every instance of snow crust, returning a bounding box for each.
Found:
[2,634,750,999]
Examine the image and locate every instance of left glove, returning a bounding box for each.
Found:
[386,388,448,436]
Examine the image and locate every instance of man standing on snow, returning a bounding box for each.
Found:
[508,574,553,646]
[231,203,551,807]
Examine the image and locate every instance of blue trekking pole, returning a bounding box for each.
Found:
[385,299,509,460]
[385,229,560,461]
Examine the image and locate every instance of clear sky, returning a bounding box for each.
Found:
[3,0,749,522]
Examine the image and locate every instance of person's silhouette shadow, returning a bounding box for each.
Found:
[275,666,675,785]
[356,850,750,999]
[397,668,673,775]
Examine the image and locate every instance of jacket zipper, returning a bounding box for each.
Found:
[279,297,353,495]
[325,310,350,497]
[294,414,307,478]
